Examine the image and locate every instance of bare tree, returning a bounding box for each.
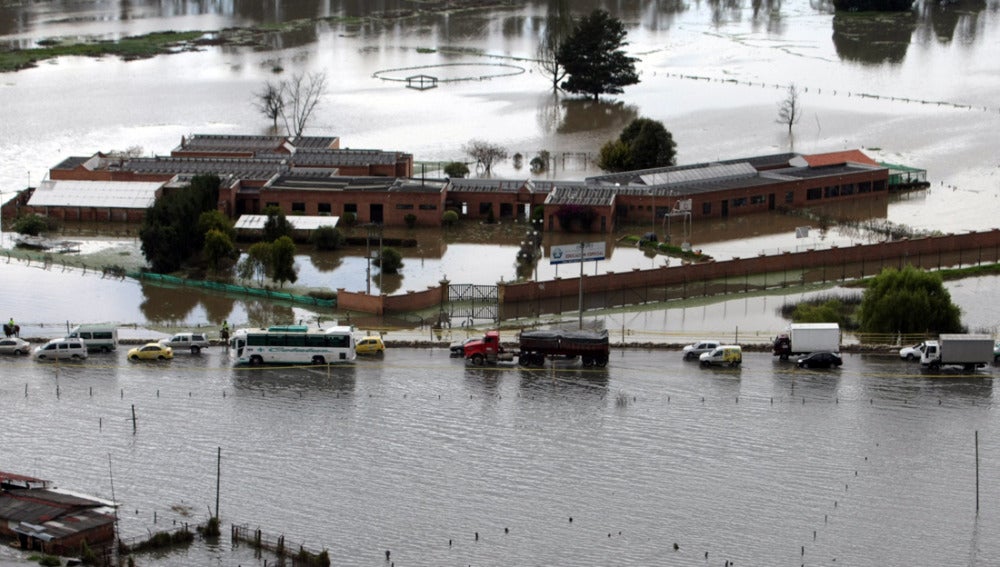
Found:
[280,71,328,137]
[777,83,802,133]
[535,1,572,91]
[108,146,145,158]
[463,139,509,174]
[253,81,285,131]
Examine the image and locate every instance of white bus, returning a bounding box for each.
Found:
[230,325,356,366]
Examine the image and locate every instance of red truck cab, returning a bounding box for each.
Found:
[464,330,505,365]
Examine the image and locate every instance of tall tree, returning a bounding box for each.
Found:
[253,81,284,131]
[139,174,221,273]
[280,71,328,138]
[237,242,273,286]
[556,10,639,100]
[535,0,572,91]
[597,118,676,172]
[857,265,963,334]
[202,228,236,274]
[776,83,802,134]
[271,236,298,288]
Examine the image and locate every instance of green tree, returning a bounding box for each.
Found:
[262,206,293,242]
[311,225,342,250]
[139,174,221,273]
[271,236,298,287]
[443,161,470,178]
[197,210,236,241]
[237,241,273,286]
[374,246,403,274]
[442,210,459,227]
[556,9,639,100]
[202,228,236,274]
[857,265,963,334]
[598,118,677,172]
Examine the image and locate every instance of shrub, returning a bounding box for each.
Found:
[442,210,459,227]
[311,225,343,250]
[404,213,417,228]
[374,247,403,274]
[443,161,469,178]
[12,214,52,236]
[340,211,357,227]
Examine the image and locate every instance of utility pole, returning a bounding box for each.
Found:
[578,242,584,330]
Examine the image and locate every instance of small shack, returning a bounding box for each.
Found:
[0,472,117,556]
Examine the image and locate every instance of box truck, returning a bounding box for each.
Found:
[920,334,993,371]
[773,323,841,360]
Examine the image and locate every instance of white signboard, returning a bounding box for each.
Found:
[550,241,607,265]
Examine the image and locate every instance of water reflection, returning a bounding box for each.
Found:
[139,282,201,324]
[230,364,357,394]
[518,365,610,393]
[832,11,917,65]
[555,98,640,135]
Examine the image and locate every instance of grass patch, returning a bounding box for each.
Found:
[0,30,206,72]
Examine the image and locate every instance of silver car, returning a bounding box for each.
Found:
[33,337,89,360]
[0,337,31,355]
[682,340,721,360]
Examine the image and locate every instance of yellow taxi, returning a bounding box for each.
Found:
[356,336,386,356]
[127,342,174,361]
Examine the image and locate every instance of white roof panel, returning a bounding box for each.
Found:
[639,162,757,186]
[235,215,340,230]
[27,180,163,209]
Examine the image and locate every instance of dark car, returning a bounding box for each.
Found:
[449,338,477,357]
[797,351,843,369]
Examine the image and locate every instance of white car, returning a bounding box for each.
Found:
[899,342,927,361]
[0,337,31,355]
[682,340,721,360]
[159,332,211,354]
[33,337,88,360]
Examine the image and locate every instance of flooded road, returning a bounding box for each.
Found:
[2,348,999,565]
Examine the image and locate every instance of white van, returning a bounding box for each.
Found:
[33,337,89,360]
[699,345,743,367]
[66,324,118,352]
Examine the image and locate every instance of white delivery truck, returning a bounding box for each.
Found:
[773,323,841,360]
[920,334,993,371]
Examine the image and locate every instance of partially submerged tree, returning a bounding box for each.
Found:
[311,225,343,250]
[557,9,639,100]
[857,265,963,334]
[139,174,221,273]
[237,242,273,286]
[253,72,327,137]
[253,81,284,131]
[280,71,328,137]
[443,161,470,178]
[262,206,294,243]
[202,228,236,275]
[535,3,573,91]
[777,83,802,133]
[597,118,677,172]
[463,139,508,174]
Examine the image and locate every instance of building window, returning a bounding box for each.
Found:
[479,203,493,215]
[841,184,855,196]
[318,203,332,214]
[874,180,887,191]
[807,188,822,200]
[750,195,766,205]
[265,202,279,209]
[824,186,840,198]
[702,202,711,215]
[344,203,358,213]
[419,204,438,210]
[395,204,414,210]
[732,197,747,207]
[292,202,306,213]
[858,182,872,193]
[785,191,794,203]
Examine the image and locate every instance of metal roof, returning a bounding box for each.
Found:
[234,215,340,231]
[126,156,290,180]
[28,180,162,208]
[448,178,531,193]
[544,185,616,206]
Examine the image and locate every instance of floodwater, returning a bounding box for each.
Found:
[2,348,1000,566]
[2,3,1000,564]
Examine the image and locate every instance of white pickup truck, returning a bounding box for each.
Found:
[158,332,211,354]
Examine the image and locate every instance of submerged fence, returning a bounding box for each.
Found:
[129,272,336,308]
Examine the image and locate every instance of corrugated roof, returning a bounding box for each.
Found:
[235,215,340,230]
[639,162,757,186]
[126,156,289,180]
[544,185,616,206]
[448,178,531,193]
[28,180,162,208]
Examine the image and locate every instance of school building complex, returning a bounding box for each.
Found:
[4,134,904,232]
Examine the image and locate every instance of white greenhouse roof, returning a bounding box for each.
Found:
[235,215,340,230]
[28,180,163,209]
[639,162,757,187]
